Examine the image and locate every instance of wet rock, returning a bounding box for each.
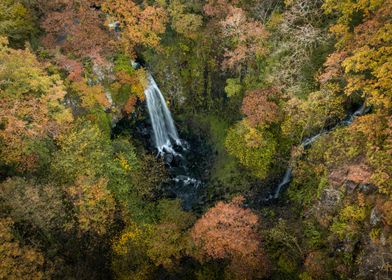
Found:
[320,186,342,210]
[358,183,377,194]
[344,180,357,193]
[164,153,174,164]
[370,207,382,226]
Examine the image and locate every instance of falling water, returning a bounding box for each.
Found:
[273,167,292,199]
[267,103,370,201]
[144,74,182,155]
[144,73,201,209]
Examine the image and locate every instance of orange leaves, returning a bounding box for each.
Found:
[123,96,137,114]
[191,196,259,259]
[0,42,72,171]
[220,6,268,70]
[67,176,115,236]
[318,51,348,84]
[191,196,269,279]
[72,80,110,109]
[241,87,279,127]
[56,55,84,82]
[103,0,168,57]
[203,0,268,71]
[0,218,46,279]
[39,0,113,59]
[321,0,392,110]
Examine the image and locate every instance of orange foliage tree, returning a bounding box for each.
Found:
[0,218,46,279]
[0,38,73,172]
[191,196,270,279]
[241,87,280,127]
[38,0,113,60]
[203,0,269,71]
[102,0,168,57]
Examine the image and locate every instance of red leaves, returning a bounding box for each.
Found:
[39,0,113,59]
[203,0,268,71]
[241,88,279,127]
[191,196,270,279]
[57,55,84,82]
[318,51,348,84]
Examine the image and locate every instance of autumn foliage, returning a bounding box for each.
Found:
[241,87,279,127]
[38,0,113,59]
[103,0,168,57]
[192,196,270,279]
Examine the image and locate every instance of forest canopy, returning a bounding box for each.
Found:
[0,0,391,279]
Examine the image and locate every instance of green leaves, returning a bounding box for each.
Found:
[225,121,277,178]
[0,0,36,47]
[224,78,242,97]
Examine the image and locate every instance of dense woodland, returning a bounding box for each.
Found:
[0,0,391,279]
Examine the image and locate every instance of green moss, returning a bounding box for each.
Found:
[114,54,135,75]
[111,84,131,108]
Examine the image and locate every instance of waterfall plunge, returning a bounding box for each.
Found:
[144,73,201,209]
[144,74,181,155]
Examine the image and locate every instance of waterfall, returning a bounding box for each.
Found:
[144,74,181,155]
[273,168,292,199]
[143,73,201,210]
[267,103,370,201]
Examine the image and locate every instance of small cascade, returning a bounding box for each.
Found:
[144,73,201,209]
[273,167,292,199]
[144,74,182,155]
[266,103,370,201]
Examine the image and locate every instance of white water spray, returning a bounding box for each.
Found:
[144,74,181,155]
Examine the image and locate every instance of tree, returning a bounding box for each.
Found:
[225,120,277,178]
[168,0,203,39]
[191,196,270,279]
[102,0,168,57]
[0,38,72,172]
[112,199,195,279]
[38,0,114,59]
[0,177,69,233]
[51,122,113,184]
[203,1,269,71]
[0,218,46,279]
[322,0,392,110]
[281,90,345,141]
[67,176,115,236]
[219,6,269,71]
[241,87,280,127]
[0,0,37,47]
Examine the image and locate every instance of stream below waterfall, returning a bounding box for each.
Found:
[264,102,371,202]
[113,63,371,210]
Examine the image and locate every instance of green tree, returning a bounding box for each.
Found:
[0,0,36,47]
[225,121,277,178]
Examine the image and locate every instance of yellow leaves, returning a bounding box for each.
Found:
[225,121,277,178]
[0,42,72,171]
[342,44,392,108]
[112,223,158,266]
[116,68,147,101]
[67,176,115,236]
[340,205,366,223]
[0,36,8,48]
[103,0,168,57]
[321,0,392,110]
[244,125,263,148]
[117,152,136,172]
[72,80,110,109]
[0,218,45,280]
[169,0,203,39]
